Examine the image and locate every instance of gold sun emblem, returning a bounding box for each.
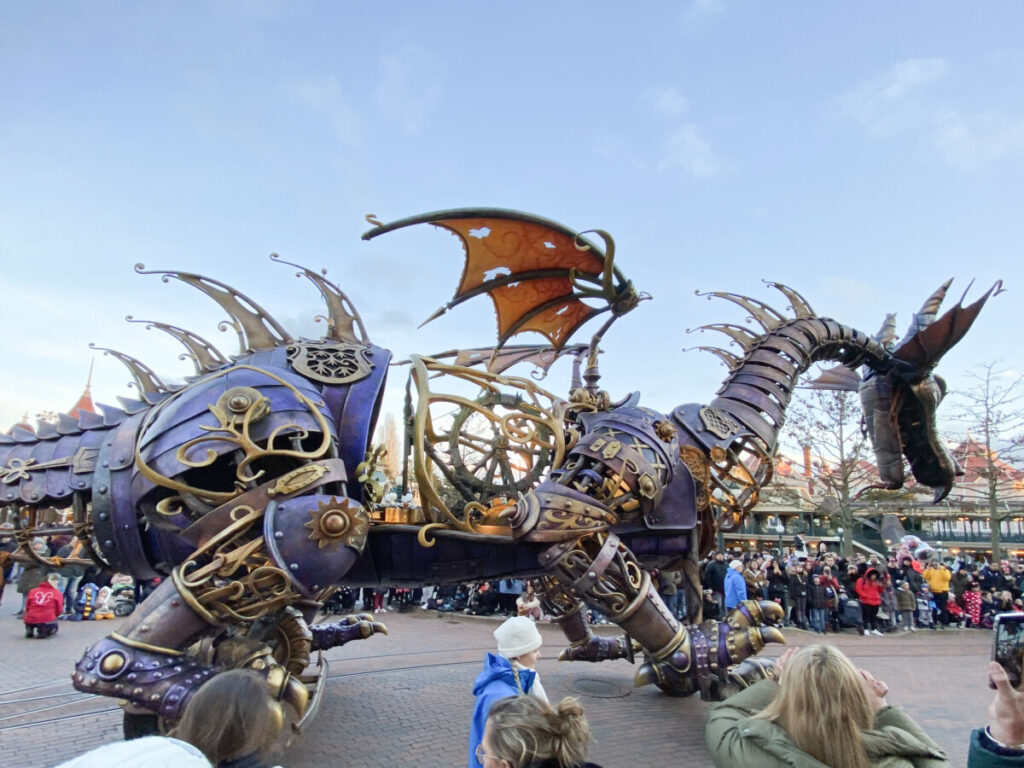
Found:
[304,497,370,551]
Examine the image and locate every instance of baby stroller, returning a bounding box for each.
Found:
[111,584,137,617]
[915,595,935,629]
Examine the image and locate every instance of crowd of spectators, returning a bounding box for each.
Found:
[696,536,1024,635]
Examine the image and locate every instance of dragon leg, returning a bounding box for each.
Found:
[541,532,784,699]
[534,575,635,663]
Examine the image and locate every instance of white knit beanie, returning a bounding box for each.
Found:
[494,615,542,659]
[729,560,744,571]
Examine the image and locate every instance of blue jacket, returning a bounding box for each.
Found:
[468,653,536,768]
[724,567,747,610]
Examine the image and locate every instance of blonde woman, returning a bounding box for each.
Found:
[705,645,948,768]
[477,695,601,768]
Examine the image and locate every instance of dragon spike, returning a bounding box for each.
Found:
[89,343,168,394]
[694,290,787,332]
[698,346,742,370]
[134,264,293,353]
[874,312,898,348]
[270,253,370,345]
[126,316,228,375]
[763,281,815,318]
[687,322,761,352]
[897,278,953,348]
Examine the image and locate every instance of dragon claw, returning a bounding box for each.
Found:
[310,614,388,651]
[634,601,786,700]
[557,634,634,663]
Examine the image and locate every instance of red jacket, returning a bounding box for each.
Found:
[24,582,63,624]
[855,569,884,606]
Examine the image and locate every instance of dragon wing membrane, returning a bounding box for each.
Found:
[363,208,637,350]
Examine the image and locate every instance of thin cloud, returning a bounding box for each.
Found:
[376,46,443,134]
[288,76,363,148]
[840,57,947,137]
[931,109,1024,170]
[658,123,720,178]
[644,85,689,117]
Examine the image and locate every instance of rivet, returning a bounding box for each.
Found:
[101,461,109,468]
[171,599,180,607]
[117,457,126,463]
[98,512,108,520]
[150,694,160,702]
[104,540,113,548]
[274,531,284,539]
[127,673,137,681]
[98,486,107,494]
[289,563,299,571]
[122,523,131,530]
[140,624,150,633]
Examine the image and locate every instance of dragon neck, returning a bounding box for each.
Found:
[708,317,891,452]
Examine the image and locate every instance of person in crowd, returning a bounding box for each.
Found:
[953,564,974,603]
[724,559,747,612]
[655,568,677,612]
[897,556,923,593]
[787,561,809,630]
[516,581,542,621]
[704,551,729,620]
[469,616,548,768]
[24,572,64,638]
[820,565,842,632]
[969,658,1024,766]
[0,544,12,608]
[924,560,952,627]
[964,582,984,628]
[744,558,767,600]
[880,571,898,633]
[856,567,885,636]
[896,580,917,632]
[705,644,948,768]
[766,558,789,620]
[807,574,829,634]
[15,538,51,617]
[478,695,601,768]
[173,669,284,768]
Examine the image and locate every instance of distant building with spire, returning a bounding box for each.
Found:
[67,361,97,419]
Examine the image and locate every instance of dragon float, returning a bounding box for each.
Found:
[0,208,999,737]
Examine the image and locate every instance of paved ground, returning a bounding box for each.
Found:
[0,583,993,767]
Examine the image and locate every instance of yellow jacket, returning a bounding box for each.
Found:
[923,565,951,594]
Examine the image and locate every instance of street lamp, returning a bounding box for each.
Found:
[837,527,845,556]
[776,522,785,555]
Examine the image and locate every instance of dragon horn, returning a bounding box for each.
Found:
[270,254,370,345]
[134,264,293,354]
[896,278,952,348]
[874,312,898,347]
[126,316,228,374]
[88,343,169,395]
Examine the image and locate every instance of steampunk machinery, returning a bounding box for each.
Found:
[0,208,1000,737]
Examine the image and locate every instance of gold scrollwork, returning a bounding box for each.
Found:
[407,355,568,544]
[136,365,332,505]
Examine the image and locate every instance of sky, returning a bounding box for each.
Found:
[1,2,1021,444]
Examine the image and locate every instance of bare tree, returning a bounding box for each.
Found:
[380,413,402,482]
[781,388,879,557]
[947,360,1024,562]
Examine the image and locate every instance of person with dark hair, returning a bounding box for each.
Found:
[479,695,601,768]
[173,669,283,768]
[856,568,885,636]
[24,572,64,638]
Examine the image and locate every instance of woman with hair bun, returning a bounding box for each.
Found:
[705,644,948,768]
[476,695,601,768]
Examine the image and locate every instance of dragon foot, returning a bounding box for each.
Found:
[558,633,638,663]
[73,634,219,720]
[310,613,388,652]
[634,600,785,701]
[726,656,779,690]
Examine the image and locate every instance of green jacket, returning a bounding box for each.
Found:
[705,679,949,768]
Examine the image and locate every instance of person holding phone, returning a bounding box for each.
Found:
[971,661,1024,765]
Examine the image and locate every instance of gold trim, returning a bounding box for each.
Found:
[109,632,185,657]
[607,572,651,623]
[171,568,224,628]
[650,625,686,662]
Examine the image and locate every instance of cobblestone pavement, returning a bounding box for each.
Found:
[0,583,992,767]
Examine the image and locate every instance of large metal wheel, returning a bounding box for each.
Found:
[445,393,553,502]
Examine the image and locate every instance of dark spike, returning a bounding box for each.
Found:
[270,254,370,345]
[126,316,228,374]
[89,344,168,395]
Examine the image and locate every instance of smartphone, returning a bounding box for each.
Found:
[991,613,1024,689]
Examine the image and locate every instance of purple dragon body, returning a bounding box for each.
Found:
[0,208,999,736]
